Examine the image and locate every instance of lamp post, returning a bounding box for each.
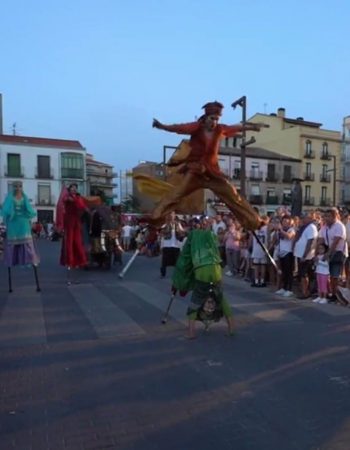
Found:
[326,155,337,206]
[232,96,247,196]
[163,145,178,180]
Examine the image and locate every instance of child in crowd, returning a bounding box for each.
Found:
[313,243,330,304]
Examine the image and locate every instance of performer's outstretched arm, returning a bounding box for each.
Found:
[153,119,199,135]
[221,123,263,137]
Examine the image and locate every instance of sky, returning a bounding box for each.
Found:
[0,0,349,172]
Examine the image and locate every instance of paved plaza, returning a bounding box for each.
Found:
[0,240,349,450]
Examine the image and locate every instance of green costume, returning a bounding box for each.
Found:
[172,229,233,323]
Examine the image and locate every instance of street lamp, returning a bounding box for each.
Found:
[326,155,337,206]
[163,145,178,180]
[232,96,246,196]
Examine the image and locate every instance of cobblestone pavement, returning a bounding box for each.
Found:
[0,241,349,450]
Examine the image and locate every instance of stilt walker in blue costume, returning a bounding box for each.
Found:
[1,182,41,292]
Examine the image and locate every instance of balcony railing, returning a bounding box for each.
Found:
[249,195,263,204]
[231,171,241,180]
[249,170,263,180]
[266,195,279,204]
[282,194,292,204]
[282,174,294,183]
[265,174,279,182]
[304,197,315,206]
[4,165,24,178]
[304,150,315,159]
[35,167,54,179]
[35,195,56,206]
[304,172,315,181]
[320,152,331,161]
[319,197,332,206]
[320,174,331,183]
[61,168,84,179]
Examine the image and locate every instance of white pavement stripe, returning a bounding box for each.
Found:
[0,287,46,347]
[230,296,302,322]
[305,302,350,317]
[69,283,146,338]
[121,281,189,325]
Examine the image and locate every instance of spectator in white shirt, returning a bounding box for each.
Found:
[293,211,318,299]
[318,208,347,301]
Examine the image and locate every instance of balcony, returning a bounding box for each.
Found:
[319,197,332,207]
[320,151,331,161]
[266,195,279,204]
[282,194,292,204]
[249,195,263,205]
[249,170,263,181]
[35,195,56,207]
[35,167,54,179]
[4,165,24,178]
[282,174,294,183]
[303,172,315,181]
[304,150,315,159]
[304,197,315,206]
[320,174,331,183]
[61,168,84,179]
[265,174,279,182]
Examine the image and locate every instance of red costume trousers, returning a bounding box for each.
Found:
[151,171,261,230]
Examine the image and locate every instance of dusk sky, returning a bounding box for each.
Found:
[0,0,349,171]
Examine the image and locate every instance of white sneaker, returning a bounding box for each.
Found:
[275,289,285,295]
[283,290,294,297]
[225,271,233,276]
[312,297,322,303]
[318,298,328,304]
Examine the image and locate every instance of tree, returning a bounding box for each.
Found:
[121,194,140,213]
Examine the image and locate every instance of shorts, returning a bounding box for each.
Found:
[298,259,314,278]
[252,257,267,265]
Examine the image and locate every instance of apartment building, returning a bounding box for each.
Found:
[0,134,86,222]
[86,153,118,205]
[246,108,342,207]
[341,116,350,204]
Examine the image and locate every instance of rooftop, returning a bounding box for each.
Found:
[0,134,84,149]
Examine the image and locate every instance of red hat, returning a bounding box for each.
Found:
[202,101,224,116]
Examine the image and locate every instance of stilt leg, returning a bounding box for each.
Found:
[67,266,71,285]
[8,267,13,293]
[32,265,41,292]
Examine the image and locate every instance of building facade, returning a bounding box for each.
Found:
[0,134,86,222]
[341,116,350,204]
[86,153,117,205]
[246,108,342,208]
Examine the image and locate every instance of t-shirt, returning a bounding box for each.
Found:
[251,226,268,259]
[293,223,318,259]
[277,227,295,257]
[319,221,347,255]
[315,255,330,275]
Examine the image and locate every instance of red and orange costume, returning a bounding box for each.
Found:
[56,188,88,268]
[151,102,261,230]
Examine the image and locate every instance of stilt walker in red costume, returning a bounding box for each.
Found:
[151,101,265,230]
[56,183,88,284]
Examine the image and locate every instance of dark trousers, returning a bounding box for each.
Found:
[280,252,294,291]
[160,247,180,277]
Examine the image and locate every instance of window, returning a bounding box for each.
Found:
[7,153,21,177]
[305,162,312,175]
[322,164,328,176]
[305,185,311,199]
[322,142,328,154]
[37,155,51,178]
[251,184,260,195]
[283,165,292,180]
[38,184,51,205]
[305,140,312,153]
[321,186,327,200]
[61,153,84,179]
